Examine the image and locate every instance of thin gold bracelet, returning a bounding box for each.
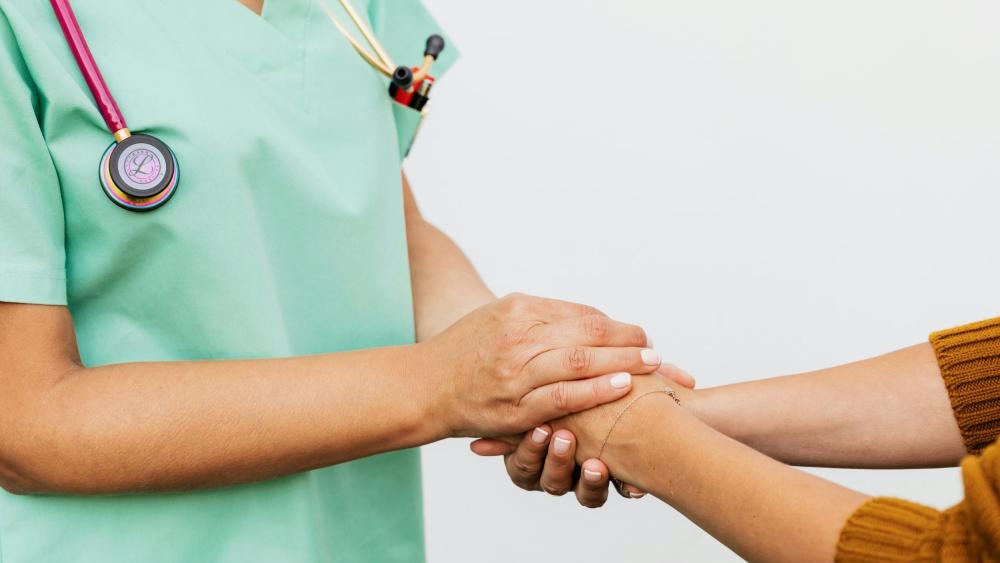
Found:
[600,386,680,498]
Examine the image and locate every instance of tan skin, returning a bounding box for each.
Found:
[223,2,967,556]
[234,0,687,508]
[476,344,967,561]
[237,0,264,15]
[2,0,662,507]
[0,170,674,495]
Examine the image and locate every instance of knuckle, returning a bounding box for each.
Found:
[497,364,516,381]
[632,325,649,346]
[541,484,570,497]
[589,377,604,400]
[571,302,605,318]
[583,315,609,341]
[565,346,592,373]
[501,293,532,316]
[510,458,539,479]
[549,381,572,412]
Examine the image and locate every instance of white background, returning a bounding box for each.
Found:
[404,1,1000,561]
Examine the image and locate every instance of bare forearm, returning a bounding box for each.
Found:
[3,292,655,496]
[689,343,966,468]
[6,345,444,494]
[408,218,494,340]
[403,173,494,342]
[604,399,869,563]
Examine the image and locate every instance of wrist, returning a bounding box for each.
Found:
[684,387,729,432]
[681,385,760,449]
[405,341,457,442]
[600,393,686,485]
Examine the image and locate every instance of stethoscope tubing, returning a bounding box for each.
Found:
[49,0,128,137]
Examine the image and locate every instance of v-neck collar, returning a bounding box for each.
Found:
[174,0,318,106]
[179,0,316,53]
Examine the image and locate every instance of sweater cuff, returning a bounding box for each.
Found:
[931,317,1000,454]
[836,497,942,562]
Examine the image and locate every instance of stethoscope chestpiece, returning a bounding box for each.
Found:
[100,133,180,211]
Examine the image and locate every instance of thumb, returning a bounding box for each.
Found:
[470,438,517,457]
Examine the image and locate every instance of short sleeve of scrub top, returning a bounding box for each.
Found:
[0,8,67,306]
[0,1,456,562]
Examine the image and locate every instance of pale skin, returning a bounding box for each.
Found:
[475,343,967,561]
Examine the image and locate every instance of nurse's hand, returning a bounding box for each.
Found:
[424,293,661,439]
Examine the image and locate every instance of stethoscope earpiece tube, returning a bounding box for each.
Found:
[319,0,446,112]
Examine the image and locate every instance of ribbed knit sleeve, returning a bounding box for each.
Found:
[835,318,1000,562]
[931,318,1000,454]
[836,444,1000,562]
[836,498,950,561]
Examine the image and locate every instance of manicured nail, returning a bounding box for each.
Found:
[583,469,602,482]
[610,372,631,389]
[629,492,646,499]
[531,427,550,444]
[553,436,572,455]
[641,349,661,366]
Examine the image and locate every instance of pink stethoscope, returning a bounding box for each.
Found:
[50,0,445,212]
[50,0,180,211]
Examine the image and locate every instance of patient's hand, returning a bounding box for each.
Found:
[551,371,681,462]
[471,364,695,506]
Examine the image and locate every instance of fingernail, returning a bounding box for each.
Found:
[531,427,550,444]
[629,492,646,499]
[641,349,661,366]
[610,372,631,389]
[553,436,571,455]
[583,469,602,482]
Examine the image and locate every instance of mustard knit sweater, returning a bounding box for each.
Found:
[836,317,1000,562]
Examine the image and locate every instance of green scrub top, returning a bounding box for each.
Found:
[0,0,456,561]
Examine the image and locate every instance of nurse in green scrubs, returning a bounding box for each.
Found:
[0,0,666,561]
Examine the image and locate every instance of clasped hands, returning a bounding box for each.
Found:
[422,293,693,508]
[471,367,693,507]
